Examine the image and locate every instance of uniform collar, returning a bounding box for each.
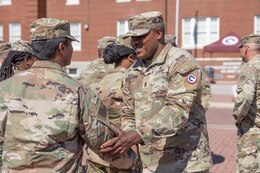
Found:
[132,43,172,71]
[31,60,65,72]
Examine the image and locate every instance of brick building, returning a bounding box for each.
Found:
[0,0,260,80]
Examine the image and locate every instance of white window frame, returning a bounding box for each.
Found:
[70,22,81,51]
[66,0,79,5]
[117,20,129,36]
[254,15,260,34]
[0,0,11,6]
[66,67,80,78]
[182,17,220,49]
[116,0,131,3]
[0,24,3,42]
[9,23,21,42]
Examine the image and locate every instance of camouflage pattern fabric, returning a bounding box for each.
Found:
[10,40,35,55]
[201,70,212,111]
[78,58,114,91]
[98,36,116,49]
[97,68,127,126]
[164,34,176,46]
[120,43,213,172]
[86,68,138,173]
[0,61,136,172]
[124,11,164,38]
[233,54,260,172]
[238,34,260,48]
[30,18,78,42]
[0,42,11,60]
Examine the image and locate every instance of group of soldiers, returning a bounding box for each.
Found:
[0,9,259,173]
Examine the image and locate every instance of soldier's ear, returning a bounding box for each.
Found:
[58,43,66,56]
[128,54,136,63]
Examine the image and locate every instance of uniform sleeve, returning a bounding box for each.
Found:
[79,86,138,169]
[78,86,117,154]
[233,65,256,125]
[135,57,202,144]
[120,76,136,132]
[97,74,124,127]
[201,70,212,111]
[0,83,10,169]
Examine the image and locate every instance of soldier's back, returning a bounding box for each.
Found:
[79,58,114,91]
[0,61,88,172]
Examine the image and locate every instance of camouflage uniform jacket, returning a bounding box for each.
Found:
[97,67,127,127]
[0,61,121,172]
[86,68,137,170]
[121,43,213,172]
[233,54,260,172]
[233,54,260,131]
[79,58,114,91]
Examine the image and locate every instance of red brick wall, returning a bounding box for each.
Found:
[0,0,41,41]
[47,0,168,61]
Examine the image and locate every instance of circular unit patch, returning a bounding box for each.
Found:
[187,74,197,84]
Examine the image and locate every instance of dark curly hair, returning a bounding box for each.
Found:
[0,50,32,82]
[103,44,135,64]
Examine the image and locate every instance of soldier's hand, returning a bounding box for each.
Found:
[100,130,142,155]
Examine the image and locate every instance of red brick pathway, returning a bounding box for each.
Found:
[207,86,237,173]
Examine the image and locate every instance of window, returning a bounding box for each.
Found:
[9,23,21,42]
[68,68,78,75]
[117,20,129,36]
[0,0,11,6]
[0,24,3,41]
[255,16,260,34]
[66,0,79,5]
[182,17,219,49]
[116,0,131,3]
[66,67,79,78]
[70,22,81,51]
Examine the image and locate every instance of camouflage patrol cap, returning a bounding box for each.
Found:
[115,36,133,49]
[30,18,79,42]
[97,36,116,49]
[0,42,11,55]
[238,34,260,48]
[10,40,35,55]
[123,11,165,38]
[165,34,176,44]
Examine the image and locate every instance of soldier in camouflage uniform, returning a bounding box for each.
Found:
[78,36,116,91]
[86,37,139,173]
[0,18,136,172]
[233,34,260,173]
[0,40,37,82]
[101,11,213,173]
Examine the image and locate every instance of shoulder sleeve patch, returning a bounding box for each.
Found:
[237,65,256,89]
[183,69,201,91]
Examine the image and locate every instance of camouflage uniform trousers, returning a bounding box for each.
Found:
[86,161,134,173]
[141,166,209,173]
[237,132,260,173]
[85,153,143,173]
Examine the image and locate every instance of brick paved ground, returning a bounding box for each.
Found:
[207,84,237,173]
